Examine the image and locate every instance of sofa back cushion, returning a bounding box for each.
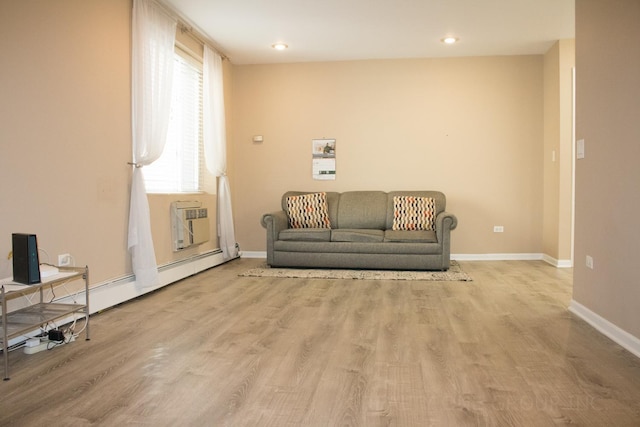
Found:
[337,191,388,229]
[281,191,447,231]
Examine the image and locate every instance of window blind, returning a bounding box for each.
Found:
[145,46,204,194]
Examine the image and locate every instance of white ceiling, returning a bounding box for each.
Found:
[162,0,575,65]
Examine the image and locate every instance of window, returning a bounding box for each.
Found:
[144,47,204,193]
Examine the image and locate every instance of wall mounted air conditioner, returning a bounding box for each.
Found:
[171,201,210,251]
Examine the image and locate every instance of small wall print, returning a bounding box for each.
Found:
[312,139,336,180]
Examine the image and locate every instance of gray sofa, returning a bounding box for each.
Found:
[261,190,457,271]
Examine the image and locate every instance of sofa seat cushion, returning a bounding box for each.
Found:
[331,229,384,243]
[279,228,331,242]
[274,240,443,255]
[384,230,437,243]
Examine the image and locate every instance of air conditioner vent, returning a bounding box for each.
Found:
[171,201,210,251]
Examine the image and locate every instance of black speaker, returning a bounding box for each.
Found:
[12,233,41,285]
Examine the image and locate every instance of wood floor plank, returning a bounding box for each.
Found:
[2,259,640,426]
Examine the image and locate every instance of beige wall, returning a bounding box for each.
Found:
[574,0,640,337]
[231,56,545,256]
[543,40,575,263]
[0,0,221,284]
[0,1,573,288]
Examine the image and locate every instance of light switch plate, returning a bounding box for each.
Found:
[577,139,585,159]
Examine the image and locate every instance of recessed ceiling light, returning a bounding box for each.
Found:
[441,37,459,44]
[272,43,288,50]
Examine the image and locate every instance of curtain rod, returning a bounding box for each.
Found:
[178,23,229,61]
[152,0,229,61]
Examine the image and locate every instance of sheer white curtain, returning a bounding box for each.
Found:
[203,46,239,260]
[128,0,176,287]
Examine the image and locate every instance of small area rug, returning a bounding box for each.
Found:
[239,261,472,282]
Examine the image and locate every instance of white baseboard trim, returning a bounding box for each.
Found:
[569,299,640,359]
[452,253,544,261]
[240,251,267,259]
[542,254,573,268]
[7,250,231,347]
[87,249,231,314]
[242,251,571,267]
[453,253,572,267]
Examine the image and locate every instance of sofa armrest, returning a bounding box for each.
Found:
[435,211,457,269]
[261,210,289,264]
[435,211,457,243]
[261,210,289,233]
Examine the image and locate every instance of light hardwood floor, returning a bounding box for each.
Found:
[2,259,640,426]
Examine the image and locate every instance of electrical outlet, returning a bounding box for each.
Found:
[493,226,504,233]
[58,253,72,266]
[586,255,594,269]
